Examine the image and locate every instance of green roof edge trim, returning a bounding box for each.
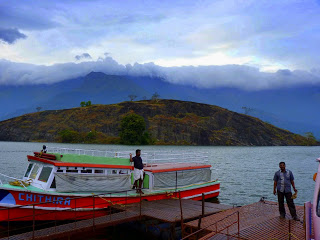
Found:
[51,153,131,166]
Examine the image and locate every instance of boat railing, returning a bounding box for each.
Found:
[0,188,195,239]
[0,172,29,190]
[47,147,209,165]
[0,187,143,238]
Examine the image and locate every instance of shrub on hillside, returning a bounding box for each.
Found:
[120,113,151,145]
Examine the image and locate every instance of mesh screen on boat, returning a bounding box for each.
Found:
[55,173,130,192]
[153,168,211,189]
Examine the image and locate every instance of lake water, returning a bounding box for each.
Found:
[0,141,319,206]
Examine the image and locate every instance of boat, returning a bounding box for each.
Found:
[0,147,220,221]
[305,156,320,240]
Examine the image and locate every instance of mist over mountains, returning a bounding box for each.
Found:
[0,71,319,139]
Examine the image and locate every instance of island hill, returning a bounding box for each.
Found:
[0,99,317,146]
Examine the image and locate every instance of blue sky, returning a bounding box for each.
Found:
[0,0,320,89]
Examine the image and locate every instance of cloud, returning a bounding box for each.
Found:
[1,57,320,90]
[0,1,59,31]
[0,57,125,85]
[75,53,92,61]
[1,0,320,70]
[0,28,27,44]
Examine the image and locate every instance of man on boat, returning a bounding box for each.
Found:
[130,149,144,194]
[41,145,47,153]
[273,162,299,220]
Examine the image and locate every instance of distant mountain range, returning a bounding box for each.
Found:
[0,71,319,139]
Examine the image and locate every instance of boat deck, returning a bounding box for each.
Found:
[184,200,307,240]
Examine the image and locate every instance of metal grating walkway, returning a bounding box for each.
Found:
[184,200,307,240]
[117,199,232,223]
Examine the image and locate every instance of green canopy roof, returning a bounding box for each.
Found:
[50,153,131,166]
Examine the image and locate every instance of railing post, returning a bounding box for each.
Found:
[179,191,184,238]
[125,191,128,216]
[202,193,205,217]
[196,215,202,240]
[139,191,142,220]
[289,219,291,240]
[7,208,10,239]
[175,171,178,193]
[74,198,77,229]
[55,201,57,233]
[92,195,95,230]
[215,222,218,234]
[109,193,111,220]
[32,205,35,240]
[237,211,240,237]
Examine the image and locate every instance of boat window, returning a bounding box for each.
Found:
[119,170,128,174]
[317,189,320,217]
[30,165,40,179]
[38,167,53,182]
[112,170,118,174]
[66,170,78,173]
[94,169,104,174]
[24,164,33,177]
[50,177,56,188]
[56,169,64,173]
[81,169,92,173]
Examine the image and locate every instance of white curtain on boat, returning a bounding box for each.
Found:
[54,173,131,192]
[153,168,211,189]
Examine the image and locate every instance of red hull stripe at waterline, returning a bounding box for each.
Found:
[0,182,220,221]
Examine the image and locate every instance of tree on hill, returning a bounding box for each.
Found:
[120,113,151,145]
[151,92,160,102]
[304,132,317,145]
[59,129,80,143]
[242,106,253,115]
[80,101,92,107]
[128,94,137,101]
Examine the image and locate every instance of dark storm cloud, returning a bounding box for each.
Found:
[0,1,59,31]
[75,53,92,61]
[0,28,27,44]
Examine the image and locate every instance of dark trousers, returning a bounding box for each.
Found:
[277,191,297,217]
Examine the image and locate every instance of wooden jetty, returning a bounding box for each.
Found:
[0,198,232,240]
[114,198,232,223]
[1,197,309,240]
[183,200,307,240]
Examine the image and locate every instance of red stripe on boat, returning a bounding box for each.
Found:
[27,155,134,170]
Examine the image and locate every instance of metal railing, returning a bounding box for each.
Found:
[182,210,240,240]
[0,188,145,239]
[47,147,209,166]
[0,172,29,190]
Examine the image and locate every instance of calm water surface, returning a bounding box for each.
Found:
[0,141,319,206]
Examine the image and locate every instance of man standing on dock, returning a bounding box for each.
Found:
[273,162,298,220]
[130,149,144,194]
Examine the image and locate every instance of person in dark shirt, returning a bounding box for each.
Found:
[40,145,47,154]
[273,162,299,220]
[130,149,144,194]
